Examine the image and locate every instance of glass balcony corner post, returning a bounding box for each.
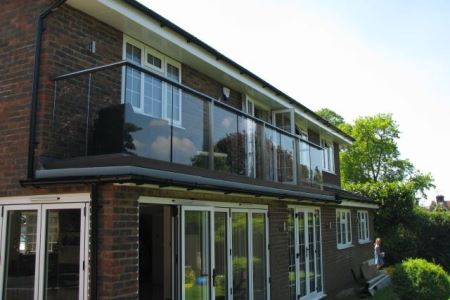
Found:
[295,139,301,186]
[261,123,267,181]
[292,136,298,185]
[85,72,92,156]
[169,84,174,163]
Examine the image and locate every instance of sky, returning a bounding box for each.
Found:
[139,0,450,205]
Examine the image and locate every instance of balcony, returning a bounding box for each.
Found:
[40,61,324,190]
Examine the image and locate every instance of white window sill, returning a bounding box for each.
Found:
[358,239,371,245]
[322,169,336,175]
[337,243,354,250]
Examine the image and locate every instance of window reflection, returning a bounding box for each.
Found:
[45,209,81,300]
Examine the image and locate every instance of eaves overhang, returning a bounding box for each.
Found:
[65,0,354,145]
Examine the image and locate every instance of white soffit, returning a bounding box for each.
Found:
[67,0,351,144]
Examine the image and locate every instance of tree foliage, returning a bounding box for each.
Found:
[316,108,434,197]
[316,108,346,127]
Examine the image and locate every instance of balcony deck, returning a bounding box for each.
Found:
[33,60,352,202]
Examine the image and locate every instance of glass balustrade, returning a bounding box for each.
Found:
[48,62,324,188]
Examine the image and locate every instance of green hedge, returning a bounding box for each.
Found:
[412,209,450,271]
[392,258,450,300]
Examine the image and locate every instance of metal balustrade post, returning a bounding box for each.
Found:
[85,73,92,156]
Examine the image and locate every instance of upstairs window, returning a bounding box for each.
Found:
[321,138,335,173]
[336,209,352,249]
[357,210,370,243]
[124,37,182,126]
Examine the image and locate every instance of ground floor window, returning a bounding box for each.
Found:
[288,207,323,300]
[336,209,352,249]
[357,210,370,243]
[139,202,270,300]
[0,203,88,300]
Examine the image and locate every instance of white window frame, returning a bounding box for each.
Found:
[336,209,352,249]
[321,137,335,173]
[357,210,370,244]
[123,36,182,127]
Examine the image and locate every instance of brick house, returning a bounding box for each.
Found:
[0,0,377,299]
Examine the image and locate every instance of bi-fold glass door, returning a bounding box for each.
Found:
[0,203,87,300]
[181,206,269,300]
[288,207,323,300]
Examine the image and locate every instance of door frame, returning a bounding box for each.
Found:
[181,205,214,300]
[0,204,42,300]
[0,193,90,300]
[37,202,87,300]
[140,198,270,300]
[288,205,324,299]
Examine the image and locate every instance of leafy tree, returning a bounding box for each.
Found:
[316,109,434,196]
[316,108,346,127]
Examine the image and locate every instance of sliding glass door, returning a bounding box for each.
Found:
[0,204,87,300]
[181,206,269,300]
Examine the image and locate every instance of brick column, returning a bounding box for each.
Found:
[97,184,139,299]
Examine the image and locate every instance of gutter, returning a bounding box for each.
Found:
[27,0,67,179]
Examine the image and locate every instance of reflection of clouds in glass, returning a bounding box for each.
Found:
[149,119,169,127]
[221,117,232,129]
[150,136,197,164]
[133,139,146,152]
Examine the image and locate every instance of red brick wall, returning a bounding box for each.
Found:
[0,0,52,196]
[97,184,139,299]
[321,206,374,297]
[268,203,290,299]
[182,63,243,109]
[36,5,122,164]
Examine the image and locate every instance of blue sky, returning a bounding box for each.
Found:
[140,0,450,204]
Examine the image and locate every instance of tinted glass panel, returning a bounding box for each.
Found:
[45,209,81,300]
[172,91,210,168]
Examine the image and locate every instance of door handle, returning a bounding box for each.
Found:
[212,269,217,287]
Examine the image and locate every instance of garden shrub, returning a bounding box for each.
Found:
[412,209,450,271]
[392,258,450,300]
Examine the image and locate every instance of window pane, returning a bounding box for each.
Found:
[126,43,141,64]
[45,209,81,300]
[143,74,163,117]
[167,63,180,82]
[184,211,210,300]
[232,212,248,300]
[252,213,267,300]
[3,210,38,300]
[125,68,141,109]
[147,53,162,69]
